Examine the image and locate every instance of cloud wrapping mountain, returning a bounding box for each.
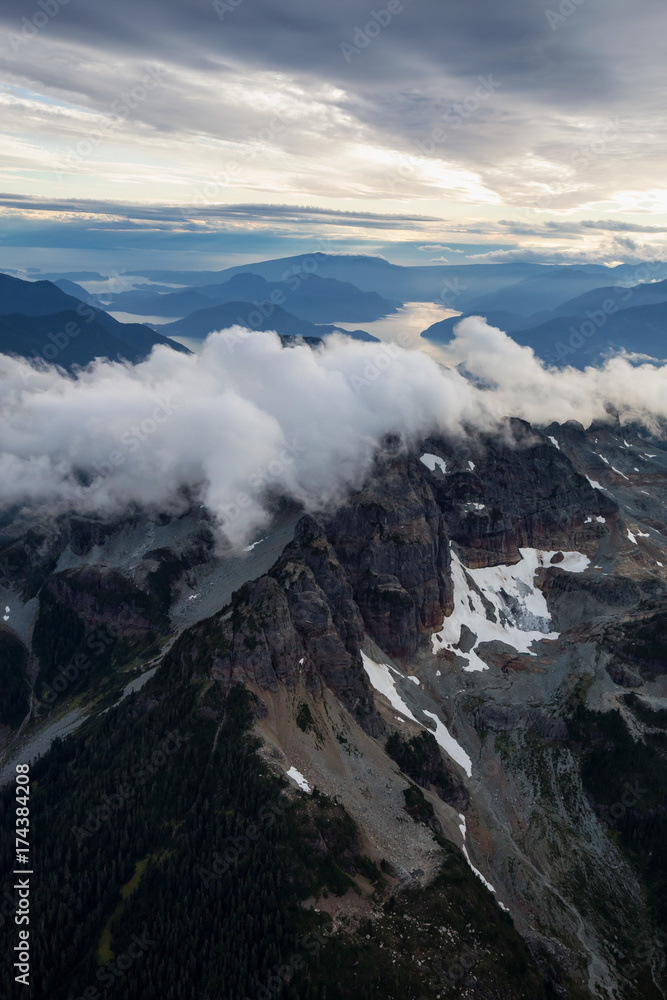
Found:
[0,322,665,545]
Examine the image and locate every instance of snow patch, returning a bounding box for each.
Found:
[547,436,560,450]
[420,453,448,474]
[286,766,311,793]
[627,530,637,545]
[468,460,475,471]
[361,652,421,724]
[586,476,604,491]
[431,547,589,671]
[424,711,472,776]
[458,813,506,906]
[361,653,470,774]
[243,537,266,552]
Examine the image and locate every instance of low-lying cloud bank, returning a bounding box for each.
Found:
[0,319,665,545]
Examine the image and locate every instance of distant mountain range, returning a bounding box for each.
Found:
[97,271,401,324]
[157,299,379,342]
[421,271,667,366]
[12,256,667,366]
[121,254,666,306]
[129,254,546,303]
[0,273,188,368]
[0,271,379,369]
[458,267,622,317]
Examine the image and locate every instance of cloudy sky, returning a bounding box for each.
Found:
[0,0,666,269]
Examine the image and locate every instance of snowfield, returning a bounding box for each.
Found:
[431,546,590,671]
[361,652,472,775]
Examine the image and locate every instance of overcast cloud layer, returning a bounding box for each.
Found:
[1,324,666,546]
[0,0,666,265]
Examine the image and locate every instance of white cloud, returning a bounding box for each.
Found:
[1,323,666,547]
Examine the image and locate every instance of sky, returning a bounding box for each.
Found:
[0,0,666,270]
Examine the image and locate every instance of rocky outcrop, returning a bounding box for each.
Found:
[278,514,366,657]
[323,447,453,657]
[166,531,384,732]
[424,418,617,567]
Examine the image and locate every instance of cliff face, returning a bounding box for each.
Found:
[165,446,455,725]
[425,418,619,567]
[165,418,627,710]
[167,518,381,730]
[323,448,453,657]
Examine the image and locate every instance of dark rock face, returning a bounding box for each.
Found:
[167,449,457,730]
[424,419,617,567]
[209,575,311,693]
[167,529,384,732]
[605,661,644,688]
[0,517,120,598]
[386,730,470,811]
[165,421,634,730]
[323,450,453,657]
[282,515,366,658]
